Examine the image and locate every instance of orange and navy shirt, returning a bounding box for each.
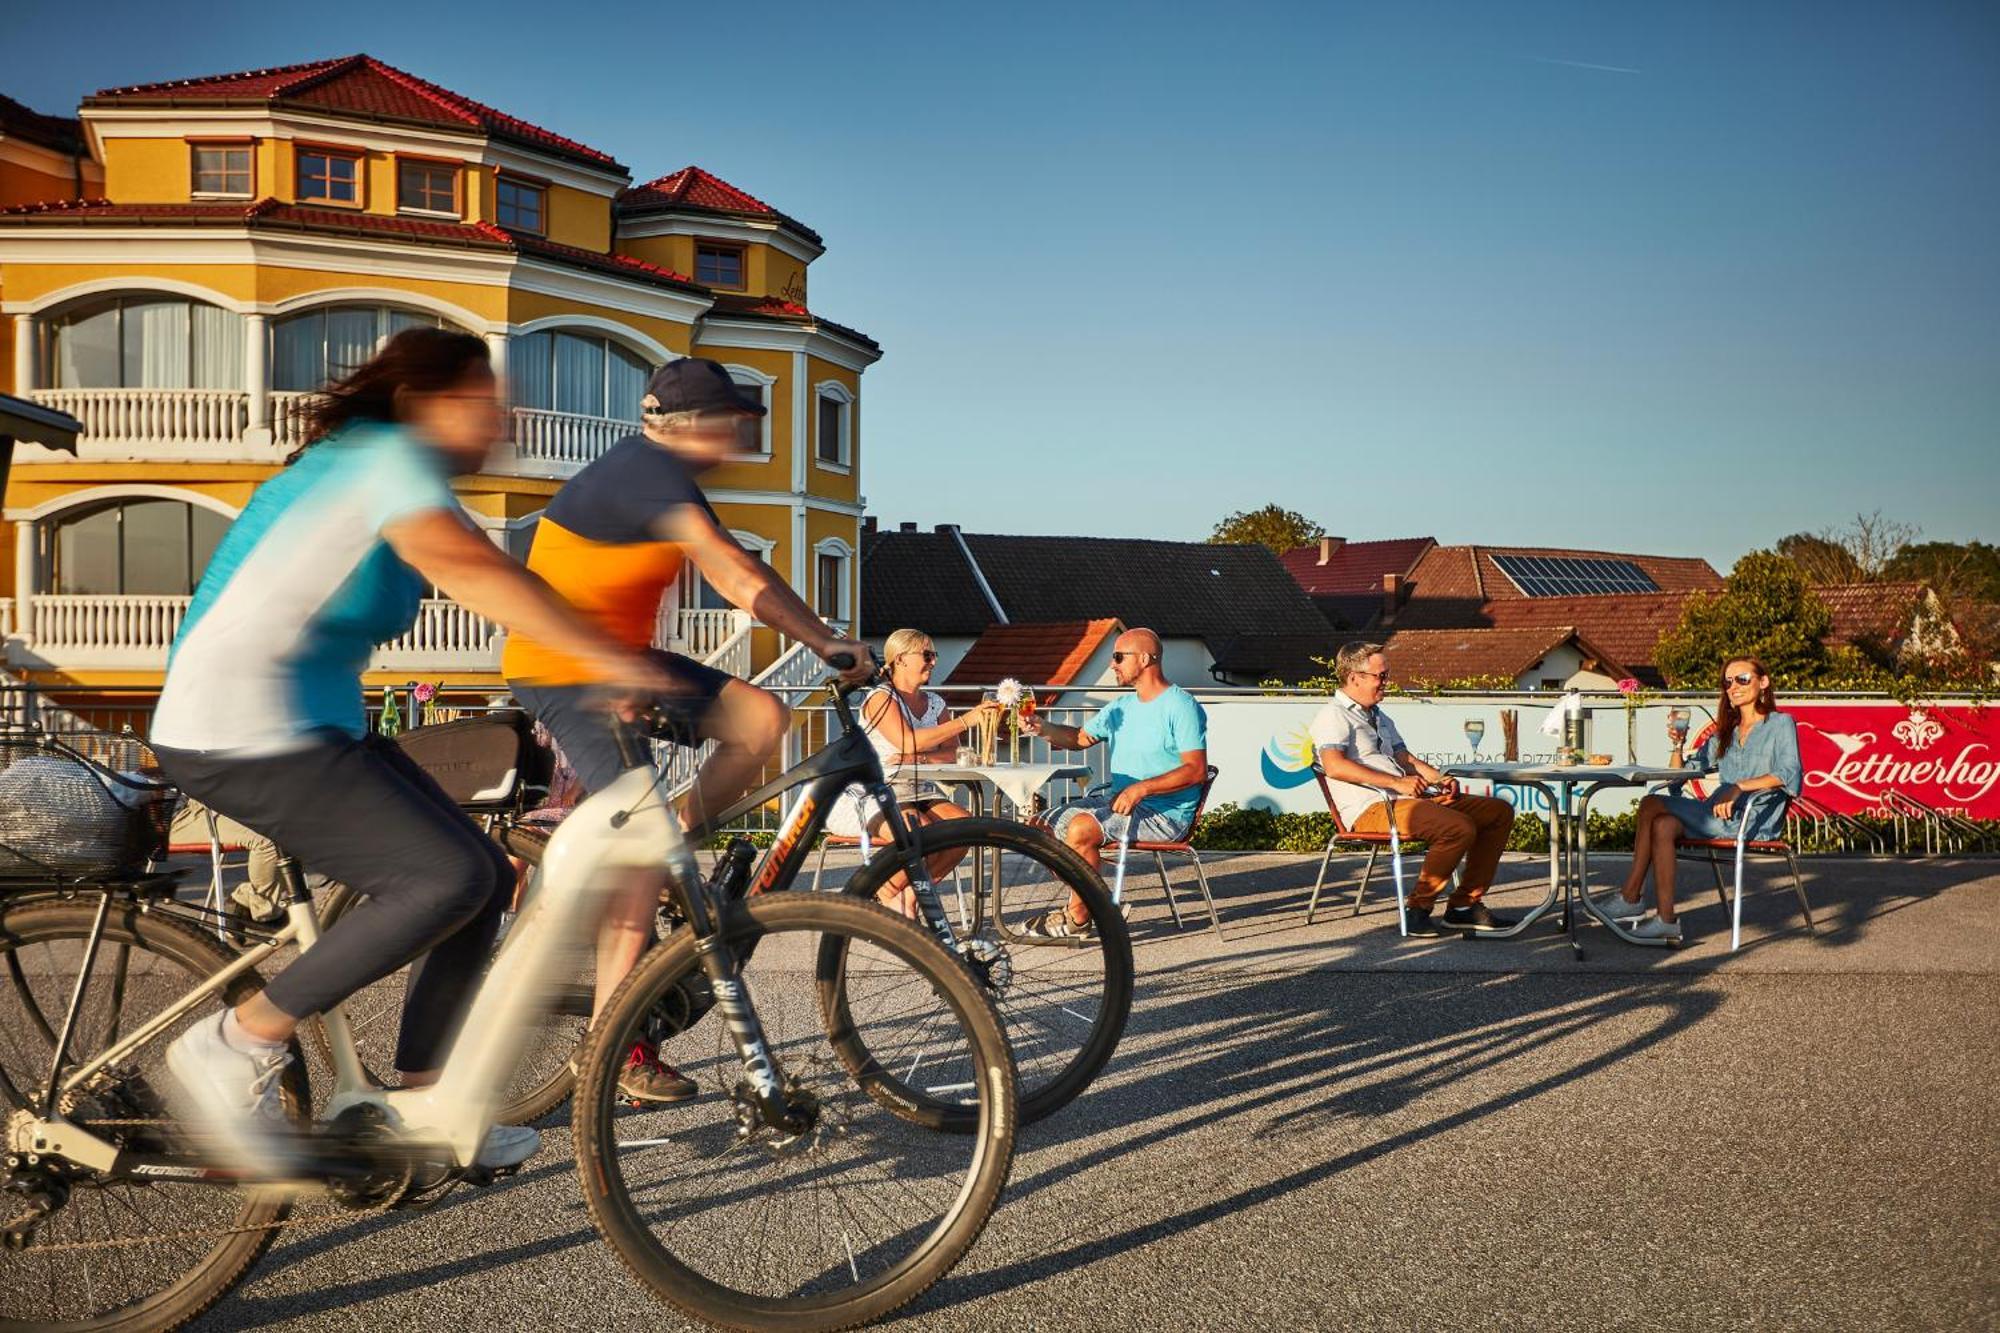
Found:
[500,435,717,685]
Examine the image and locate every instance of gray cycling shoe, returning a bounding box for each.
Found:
[165,1013,301,1178]
[475,1124,541,1169]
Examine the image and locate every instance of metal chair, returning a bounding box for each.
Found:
[1111,766,1223,938]
[1673,788,1817,951]
[1303,765,1436,934]
[811,820,972,931]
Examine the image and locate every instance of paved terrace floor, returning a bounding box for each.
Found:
[195,852,1998,1332]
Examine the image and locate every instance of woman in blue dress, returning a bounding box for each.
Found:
[1595,655,1803,946]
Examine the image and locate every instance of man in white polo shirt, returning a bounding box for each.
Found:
[1309,641,1516,937]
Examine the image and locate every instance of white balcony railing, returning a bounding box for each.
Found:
[26,388,249,457]
[24,594,189,666]
[0,595,761,677]
[508,407,637,475]
[270,391,318,455]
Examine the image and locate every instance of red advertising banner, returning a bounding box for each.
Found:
[1786,704,2000,818]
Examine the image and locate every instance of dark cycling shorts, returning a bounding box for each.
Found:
[509,647,733,796]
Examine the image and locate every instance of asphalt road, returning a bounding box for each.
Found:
[190,853,1999,1332]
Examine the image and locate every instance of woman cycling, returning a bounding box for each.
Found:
[1593,655,1803,946]
[153,329,669,1175]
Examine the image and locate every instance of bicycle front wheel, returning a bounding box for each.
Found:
[839,817,1134,1125]
[0,893,306,1332]
[574,893,1016,1332]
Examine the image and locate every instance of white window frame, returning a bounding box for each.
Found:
[813,380,853,474]
[812,536,854,628]
[723,364,776,461]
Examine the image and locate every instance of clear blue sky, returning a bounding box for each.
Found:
[10,1,1996,566]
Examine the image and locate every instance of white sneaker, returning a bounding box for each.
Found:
[1626,915,1684,947]
[1591,888,1646,922]
[476,1124,541,1169]
[164,1013,299,1177]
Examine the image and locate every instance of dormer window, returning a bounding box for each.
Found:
[496,175,546,234]
[191,144,253,198]
[297,147,362,206]
[397,159,460,216]
[696,241,746,290]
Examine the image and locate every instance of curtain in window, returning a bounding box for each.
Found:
[606,344,648,421]
[325,308,379,383]
[124,300,190,389]
[120,500,188,595]
[53,305,120,388]
[272,313,323,392]
[553,332,605,417]
[510,332,553,410]
[54,507,121,595]
[189,304,243,390]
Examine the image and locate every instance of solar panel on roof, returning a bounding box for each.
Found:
[1492,554,1661,597]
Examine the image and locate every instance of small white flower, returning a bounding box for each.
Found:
[994,678,1024,707]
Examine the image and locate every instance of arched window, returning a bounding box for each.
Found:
[46,296,243,389]
[509,330,650,420]
[46,499,230,596]
[271,305,450,392]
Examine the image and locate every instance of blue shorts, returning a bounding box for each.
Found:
[509,648,732,796]
[1047,790,1192,846]
[1655,792,1745,841]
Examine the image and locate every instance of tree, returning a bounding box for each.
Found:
[1209,504,1322,554]
[1885,539,2000,605]
[1775,510,1917,585]
[1654,551,1835,688]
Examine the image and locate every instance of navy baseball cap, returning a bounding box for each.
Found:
[643,358,767,417]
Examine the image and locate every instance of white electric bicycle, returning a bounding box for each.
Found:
[0,681,1018,1332]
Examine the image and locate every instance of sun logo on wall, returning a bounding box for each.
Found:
[1261,725,1319,789]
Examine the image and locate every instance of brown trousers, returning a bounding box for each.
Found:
[1350,793,1515,910]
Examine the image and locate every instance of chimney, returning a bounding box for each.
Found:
[1382,573,1404,625]
[862,515,878,537]
[934,523,959,535]
[899,521,918,533]
[1317,536,1345,566]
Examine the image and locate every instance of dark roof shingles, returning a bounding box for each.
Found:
[0,93,85,155]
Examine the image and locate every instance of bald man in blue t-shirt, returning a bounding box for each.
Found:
[1021,627,1208,939]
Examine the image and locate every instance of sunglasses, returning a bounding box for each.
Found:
[1352,668,1390,682]
[902,650,938,662]
[1723,672,1758,687]
[1111,651,1153,664]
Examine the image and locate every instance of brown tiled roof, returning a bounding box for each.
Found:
[705,293,878,352]
[944,620,1122,686]
[1406,545,1722,603]
[1463,592,1696,674]
[86,55,623,171]
[1279,537,1435,594]
[0,198,703,292]
[619,165,822,247]
[0,92,84,155]
[1379,626,1631,687]
[1816,582,1928,650]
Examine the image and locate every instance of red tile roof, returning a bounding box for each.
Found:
[1380,626,1631,687]
[1466,592,1697,673]
[620,166,822,245]
[86,55,623,171]
[0,198,700,291]
[1405,545,1722,604]
[706,293,880,353]
[0,92,85,155]
[1816,582,1929,650]
[945,620,1123,687]
[1279,537,1435,595]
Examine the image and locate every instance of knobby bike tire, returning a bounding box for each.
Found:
[572,893,1017,1333]
[307,880,580,1125]
[837,816,1134,1126]
[0,894,308,1333]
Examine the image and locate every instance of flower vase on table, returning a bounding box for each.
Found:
[995,678,1026,765]
[1615,677,1650,764]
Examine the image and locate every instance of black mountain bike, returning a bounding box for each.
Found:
[311,667,1135,1127]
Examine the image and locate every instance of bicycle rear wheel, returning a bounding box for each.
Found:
[304,876,585,1125]
[574,893,1016,1332]
[0,893,307,1332]
[838,817,1133,1125]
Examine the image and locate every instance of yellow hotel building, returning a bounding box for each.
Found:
[0,55,878,709]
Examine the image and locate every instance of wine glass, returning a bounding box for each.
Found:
[1463,718,1486,755]
[1667,707,1690,747]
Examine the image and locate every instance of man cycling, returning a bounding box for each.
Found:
[503,357,872,1102]
[155,330,673,1176]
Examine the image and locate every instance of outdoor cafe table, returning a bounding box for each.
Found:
[907,761,1093,916]
[1442,762,1703,960]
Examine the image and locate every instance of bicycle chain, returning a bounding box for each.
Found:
[5,1118,402,1254]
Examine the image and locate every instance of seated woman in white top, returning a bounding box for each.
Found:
[828,627,998,916]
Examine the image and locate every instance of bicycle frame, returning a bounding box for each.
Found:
[17,745,780,1177]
